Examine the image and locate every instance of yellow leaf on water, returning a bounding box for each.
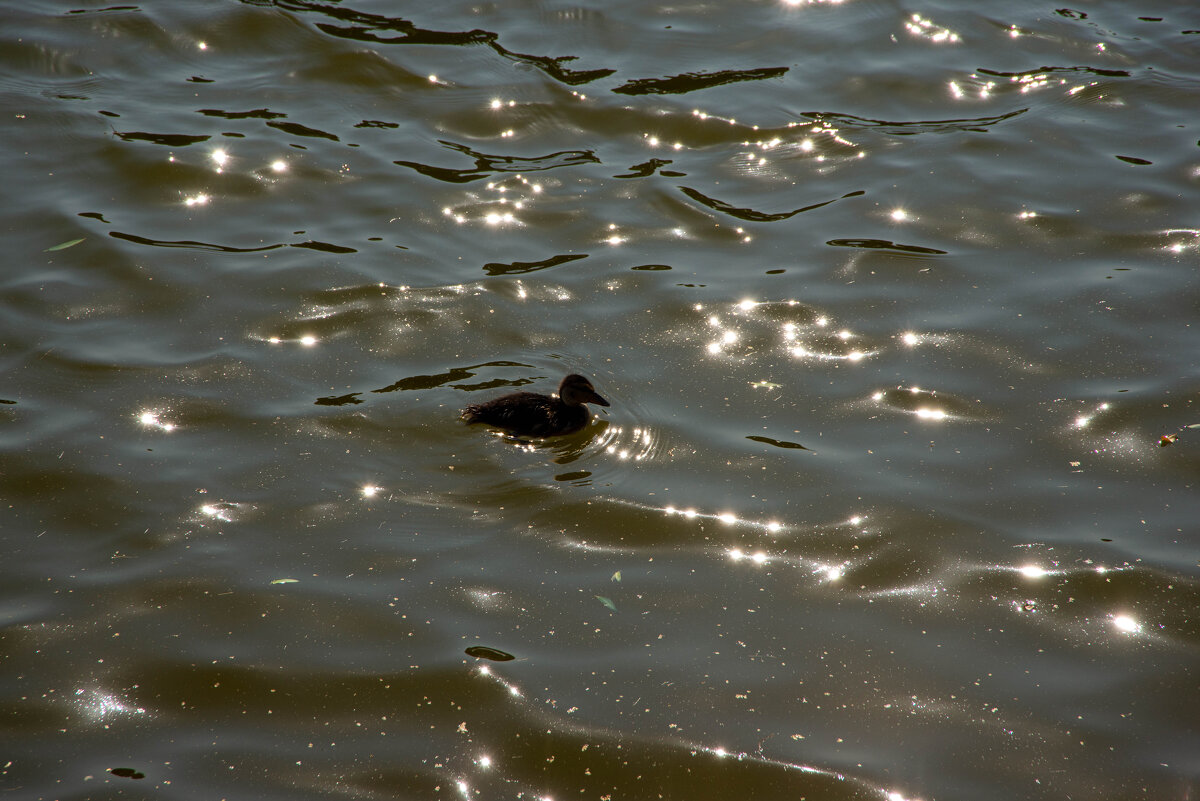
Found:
[270,578,299,584]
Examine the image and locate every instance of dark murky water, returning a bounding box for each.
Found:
[3,2,1198,799]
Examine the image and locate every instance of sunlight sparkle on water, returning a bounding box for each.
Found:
[1112,615,1140,633]
[138,411,176,432]
[484,212,517,226]
[361,485,381,498]
[300,335,317,347]
[211,148,228,170]
[201,504,232,521]
[905,13,961,43]
[890,208,909,222]
[75,688,146,720]
[1020,565,1047,579]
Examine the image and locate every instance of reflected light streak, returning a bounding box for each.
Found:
[1112,615,1139,633]
[728,548,769,564]
[651,502,791,535]
[361,485,381,498]
[475,664,522,697]
[792,345,875,362]
[1019,565,1047,579]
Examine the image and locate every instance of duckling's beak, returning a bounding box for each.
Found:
[587,389,610,407]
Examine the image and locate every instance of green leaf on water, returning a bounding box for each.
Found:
[270,578,298,585]
[595,594,617,612]
[45,237,85,252]
[611,570,622,582]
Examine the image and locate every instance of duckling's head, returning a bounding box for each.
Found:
[558,374,610,407]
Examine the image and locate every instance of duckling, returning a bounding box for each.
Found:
[462,373,610,438]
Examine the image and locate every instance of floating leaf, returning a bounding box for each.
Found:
[746,435,809,451]
[611,570,622,582]
[45,237,85,252]
[595,595,617,612]
[465,646,515,661]
[1159,434,1177,447]
[270,578,298,584]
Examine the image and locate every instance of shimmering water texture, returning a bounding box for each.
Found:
[4,2,1200,801]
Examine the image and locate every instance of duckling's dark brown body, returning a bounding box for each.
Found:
[462,374,609,438]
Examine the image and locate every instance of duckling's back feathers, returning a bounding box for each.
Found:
[461,374,609,438]
[462,392,591,437]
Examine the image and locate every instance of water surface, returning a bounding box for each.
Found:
[3,2,1198,799]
